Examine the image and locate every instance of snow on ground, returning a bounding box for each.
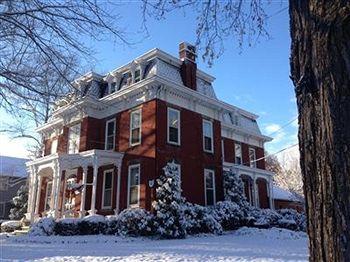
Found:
[0,227,308,261]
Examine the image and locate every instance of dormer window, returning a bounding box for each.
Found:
[109,82,116,94]
[134,69,141,83]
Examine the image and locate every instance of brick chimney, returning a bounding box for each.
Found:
[179,42,197,90]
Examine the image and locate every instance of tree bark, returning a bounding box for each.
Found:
[289,1,350,261]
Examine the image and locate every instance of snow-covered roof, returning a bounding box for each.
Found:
[273,185,300,202]
[0,156,28,177]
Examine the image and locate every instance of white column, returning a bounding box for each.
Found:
[53,160,62,218]
[79,165,88,218]
[253,176,259,208]
[89,156,98,215]
[34,175,42,216]
[27,166,37,222]
[115,163,122,214]
[269,179,274,210]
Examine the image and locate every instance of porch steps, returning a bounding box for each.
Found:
[13,226,30,236]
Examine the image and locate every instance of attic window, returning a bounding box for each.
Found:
[109,82,116,94]
[134,69,141,83]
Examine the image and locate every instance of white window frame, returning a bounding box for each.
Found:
[204,169,216,206]
[68,123,81,154]
[50,138,58,155]
[167,107,181,145]
[203,119,214,153]
[134,68,141,83]
[249,147,256,168]
[127,164,141,208]
[102,169,114,209]
[105,119,116,150]
[129,109,142,146]
[235,143,242,165]
[44,181,53,211]
[108,82,116,94]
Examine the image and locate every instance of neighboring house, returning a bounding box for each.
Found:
[26,42,275,222]
[0,156,28,220]
[273,185,304,212]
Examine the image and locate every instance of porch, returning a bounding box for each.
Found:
[26,150,124,222]
[223,162,274,209]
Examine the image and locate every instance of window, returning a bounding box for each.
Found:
[249,148,256,168]
[45,181,53,211]
[134,69,141,83]
[109,82,116,94]
[130,109,142,146]
[235,143,242,165]
[105,119,116,150]
[0,202,5,217]
[204,169,216,206]
[167,108,180,145]
[51,138,58,154]
[102,169,113,209]
[68,123,80,154]
[203,120,213,153]
[128,164,140,207]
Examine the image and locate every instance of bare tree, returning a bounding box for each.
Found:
[0,0,128,112]
[142,0,350,260]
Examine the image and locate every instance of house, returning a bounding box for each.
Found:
[25,42,275,222]
[0,156,28,220]
[273,185,304,212]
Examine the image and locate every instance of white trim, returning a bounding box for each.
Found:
[44,181,53,212]
[203,119,214,153]
[104,119,116,150]
[101,169,114,209]
[127,164,140,208]
[129,109,142,147]
[204,169,216,206]
[167,107,181,145]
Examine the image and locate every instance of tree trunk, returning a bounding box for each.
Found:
[289,1,350,261]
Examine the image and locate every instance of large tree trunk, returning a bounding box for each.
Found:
[289,1,350,261]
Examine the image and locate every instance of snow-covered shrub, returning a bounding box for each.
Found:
[29,217,56,236]
[153,161,187,239]
[116,208,154,237]
[184,204,222,235]
[277,209,306,231]
[78,215,107,235]
[223,171,249,211]
[213,201,246,230]
[9,185,28,220]
[54,218,80,236]
[249,207,282,228]
[1,220,22,233]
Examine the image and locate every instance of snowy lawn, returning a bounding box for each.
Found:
[0,227,308,261]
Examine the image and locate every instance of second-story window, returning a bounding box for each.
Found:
[105,119,116,150]
[235,143,242,165]
[249,148,256,168]
[51,138,58,154]
[167,108,180,145]
[130,109,142,146]
[68,123,80,154]
[203,120,214,153]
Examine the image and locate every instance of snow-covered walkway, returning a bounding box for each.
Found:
[0,227,308,261]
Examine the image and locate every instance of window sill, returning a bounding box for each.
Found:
[167,141,181,147]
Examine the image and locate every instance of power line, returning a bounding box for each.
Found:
[267,117,298,137]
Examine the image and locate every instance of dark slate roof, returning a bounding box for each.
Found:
[0,156,28,177]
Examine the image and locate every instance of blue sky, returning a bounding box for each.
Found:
[0,1,298,158]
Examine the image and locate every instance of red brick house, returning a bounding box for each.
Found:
[26,43,274,222]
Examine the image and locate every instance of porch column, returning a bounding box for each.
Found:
[115,164,122,214]
[269,178,274,210]
[27,166,37,222]
[89,156,98,215]
[253,175,259,208]
[34,175,43,216]
[79,165,88,218]
[53,160,62,218]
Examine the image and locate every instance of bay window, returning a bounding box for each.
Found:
[102,169,113,209]
[128,164,140,207]
[105,119,116,150]
[204,169,216,206]
[203,120,214,153]
[167,108,180,145]
[130,109,142,146]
